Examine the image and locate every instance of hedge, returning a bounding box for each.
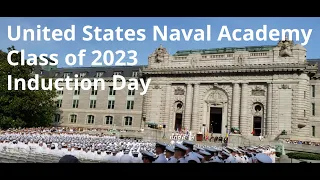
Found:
[286,152,320,160]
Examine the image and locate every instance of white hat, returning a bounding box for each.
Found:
[199,150,211,156]
[255,153,272,163]
[155,141,167,148]
[174,143,188,151]
[165,146,175,153]
[182,141,195,146]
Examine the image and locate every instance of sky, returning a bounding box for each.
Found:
[0,17,319,68]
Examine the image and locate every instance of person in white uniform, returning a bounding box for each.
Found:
[182,141,200,163]
[165,146,177,163]
[153,142,167,163]
[141,150,156,163]
[119,149,133,163]
[173,143,187,163]
[109,150,120,163]
[199,150,211,163]
[131,151,142,163]
[225,148,237,163]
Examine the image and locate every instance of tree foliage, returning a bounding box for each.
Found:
[0,46,57,129]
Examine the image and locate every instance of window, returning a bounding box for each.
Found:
[108,100,115,109]
[70,114,77,123]
[91,86,97,95]
[40,70,43,75]
[109,86,116,96]
[74,87,80,95]
[126,100,134,110]
[54,114,60,122]
[312,126,315,137]
[73,100,79,108]
[132,71,138,77]
[128,90,135,96]
[96,72,104,78]
[312,103,315,116]
[79,72,86,78]
[105,116,113,125]
[55,72,59,77]
[113,71,122,75]
[304,91,306,99]
[87,115,95,124]
[63,73,71,78]
[124,116,133,126]
[90,100,96,108]
[57,90,63,95]
[56,100,62,108]
[304,110,306,117]
[312,85,315,98]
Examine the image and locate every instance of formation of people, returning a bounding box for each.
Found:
[0,128,275,163]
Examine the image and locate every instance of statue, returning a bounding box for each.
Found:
[154,44,167,63]
[237,54,244,64]
[278,36,294,57]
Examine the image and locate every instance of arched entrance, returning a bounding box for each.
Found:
[173,101,184,131]
[251,103,264,136]
[203,88,228,135]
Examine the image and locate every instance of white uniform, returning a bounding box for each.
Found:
[119,154,133,163]
[109,155,120,163]
[153,154,167,163]
[177,157,186,163]
[225,155,237,163]
[167,156,178,163]
[101,154,111,163]
[131,157,142,163]
[185,152,200,163]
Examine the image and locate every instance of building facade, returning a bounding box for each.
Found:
[48,39,320,139]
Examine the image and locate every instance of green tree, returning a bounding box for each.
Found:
[0,46,57,129]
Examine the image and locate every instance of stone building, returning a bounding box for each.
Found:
[141,39,320,139]
[47,39,320,139]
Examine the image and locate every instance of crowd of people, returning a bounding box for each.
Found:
[284,139,320,146]
[0,127,276,163]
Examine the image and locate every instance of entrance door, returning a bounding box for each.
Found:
[253,116,262,136]
[174,113,182,131]
[209,107,222,133]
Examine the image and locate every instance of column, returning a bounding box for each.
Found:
[267,83,272,135]
[184,83,193,130]
[231,83,240,129]
[240,83,248,134]
[164,83,171,129]
[191,83,200,131]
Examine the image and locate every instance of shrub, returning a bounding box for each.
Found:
[286,152,320,160]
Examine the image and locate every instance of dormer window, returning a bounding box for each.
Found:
[79,72,86,78]
[96,71,104,78]
[63,72,71,78]
[113,71,122,75]
[132,71,138,77]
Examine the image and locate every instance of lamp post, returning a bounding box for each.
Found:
[162,124,166,139]
[202,124,206,141]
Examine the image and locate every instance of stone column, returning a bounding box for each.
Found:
[231,83,240,129]
[164,83,171,129]
[184,83,193,130]
[240,83,248,134]
[191,83,200,131]
[266,83,272,135]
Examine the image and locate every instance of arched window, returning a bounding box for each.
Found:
[105,116,113,125]
[124,116,133,126]
[70,114,77,123]
[87,115,95,124]
[54,114,60,122]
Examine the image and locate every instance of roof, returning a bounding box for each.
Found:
[38,59,320,79]
[45,66,146,78]
[173,45,276,56]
